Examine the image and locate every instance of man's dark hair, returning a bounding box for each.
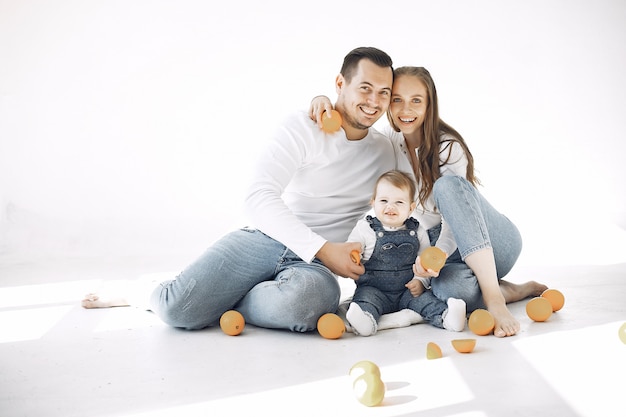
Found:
[340,47,393,83]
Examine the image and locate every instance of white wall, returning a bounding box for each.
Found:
[1,0,625,266]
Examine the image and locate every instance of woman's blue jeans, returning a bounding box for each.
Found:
[149,228,340,331]
[422,175,523,315]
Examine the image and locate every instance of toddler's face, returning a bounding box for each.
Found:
[372,180,414,228]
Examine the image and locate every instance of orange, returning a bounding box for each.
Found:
[451,339,476,353]
[541,288,565,312]
[426,342,443,359]
[219,310,245,336]
[317,313,345,339]
[350,249,361,265]
[526,297,552,322]
[420,246,446,272]
[468,309,495,336]
[353,373,385,407]
[349,360,381,380]
[619,322,626,345]
[321,109,342,133]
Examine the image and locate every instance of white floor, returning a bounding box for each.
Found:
[1,255,625,417]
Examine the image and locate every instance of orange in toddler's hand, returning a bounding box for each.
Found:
[350,249,361,265]
[451,339,477,353]
[526,297,553,322]
[420,246,446,272]
[317,313,345,339]
[426,342,443,359]
[321,109,342,133]
[468,309,495,336]
[541,288,565,312]
[220,310,245,336]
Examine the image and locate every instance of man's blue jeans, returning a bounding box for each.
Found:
[149,228,340,331]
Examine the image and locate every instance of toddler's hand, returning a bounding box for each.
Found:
[406,278,425,297]
[413,256,440,278]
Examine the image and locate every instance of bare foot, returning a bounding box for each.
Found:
[487,303,520,337]
[486,280,548,337]
[500,280,548,303]
[81,293,130,308]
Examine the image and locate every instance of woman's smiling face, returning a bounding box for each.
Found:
[389,74,429,136]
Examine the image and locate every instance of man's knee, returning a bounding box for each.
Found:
[285,270,341,331]
[237,267,340,332]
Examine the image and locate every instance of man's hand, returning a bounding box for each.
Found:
[316,241,364,280]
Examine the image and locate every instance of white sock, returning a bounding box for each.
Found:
[442,298,467,332]
[336,299,354,332]
[346,302,377,336]
[377,309,424,330]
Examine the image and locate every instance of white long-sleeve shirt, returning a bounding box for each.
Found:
[383,125,469,257]
[347,216,432,262]
[244,111,414,263]
[347,215,433,288]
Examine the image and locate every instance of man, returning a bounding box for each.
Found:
[83,47,413,332]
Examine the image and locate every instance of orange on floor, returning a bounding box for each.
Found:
[468,309,495,336]
[526,297,553,322]
[541,288,565,312]
[316,313,345,339]
[219,310,245,336]
[451,339,476,353]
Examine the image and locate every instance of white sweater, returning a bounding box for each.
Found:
[244,111,414,263]
[383,125,469,257]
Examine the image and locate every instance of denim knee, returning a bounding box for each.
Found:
[236,264,341,332]
[149,279,218,330]
[433,175,468,203]
[287,271,341,331]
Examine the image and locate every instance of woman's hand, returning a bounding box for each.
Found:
[308,95,334,129]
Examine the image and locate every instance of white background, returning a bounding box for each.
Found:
[1,0,625,266]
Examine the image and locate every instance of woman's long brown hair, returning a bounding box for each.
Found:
[387,66,480,208]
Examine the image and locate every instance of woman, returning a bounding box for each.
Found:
[311,66,547,337]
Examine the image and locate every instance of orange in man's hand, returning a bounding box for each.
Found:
[220,310,245,336]
[420,246,446,272]
[350,249,361,265]
[321,109,342,133]
[468,309,495,336]
[317,313,346,339]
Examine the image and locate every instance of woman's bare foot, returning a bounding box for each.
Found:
[485,280,548,337]
[499,280,548,303]
[81,293,130,308]
[488,303,520,337]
